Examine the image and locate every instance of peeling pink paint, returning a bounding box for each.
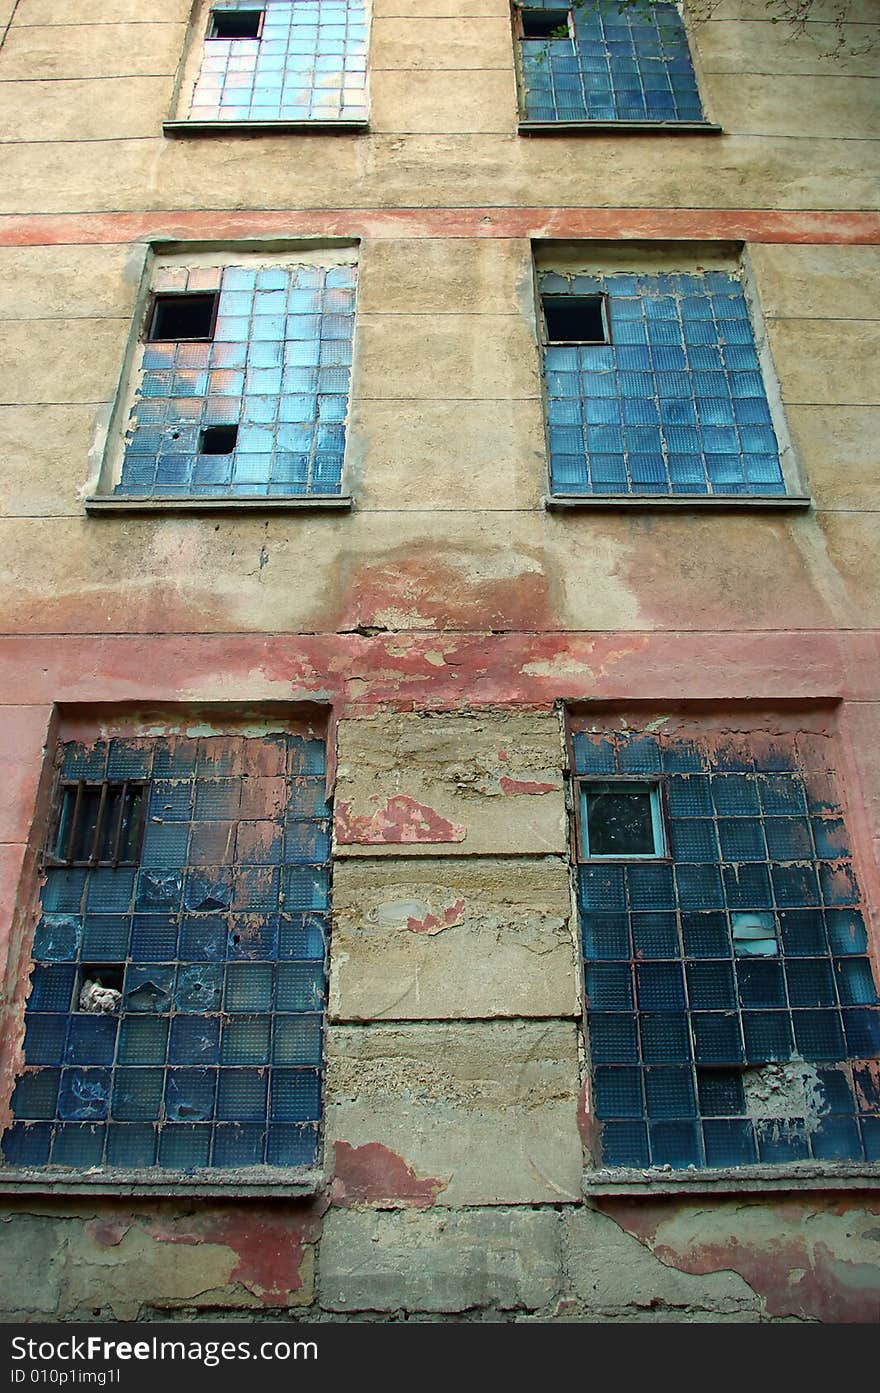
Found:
[330,1141,448,1208]
[2,208,877,249]
[147,1205,326,1306]
[498,776,557,796]
[405,898,466,935]
[84,1219,132,1247]
[576,1078,601,1165]
[600,1199,880,1323]
[335,795,466,845]
[853,1059,880,1112]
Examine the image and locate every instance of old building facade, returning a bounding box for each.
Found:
[0,0,878,1321]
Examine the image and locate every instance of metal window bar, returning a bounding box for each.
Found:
[47,781,146,869]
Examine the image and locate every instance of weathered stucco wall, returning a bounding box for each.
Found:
[0,0,878,1322]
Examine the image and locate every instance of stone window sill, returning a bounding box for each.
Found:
[0,1165,323,1198]
[85,495,352,516]
[163,119,369,137]
[519,119,722,136]
[584,1162,880,1197]
[546,494,812,512]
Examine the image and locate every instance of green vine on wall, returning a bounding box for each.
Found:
[525,1,875,59]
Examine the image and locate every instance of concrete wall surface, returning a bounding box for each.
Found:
[0,0,878,1322]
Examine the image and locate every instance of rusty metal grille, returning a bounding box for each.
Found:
[47,781,147,869]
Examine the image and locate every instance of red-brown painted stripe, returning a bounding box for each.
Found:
[0,208,877,246]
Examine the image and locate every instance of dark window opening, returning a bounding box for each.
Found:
[543,293,609,344]
[581,781,664,858]
[209,8,264,39]
[199,425,239,455]
[521,7,571,39]
[49,782,146,868]
[148,293,219,343]
[77,964,125,1011]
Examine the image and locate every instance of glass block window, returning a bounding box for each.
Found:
[541,269,787,498]
[116,256,356,499]
[573,725,880,1169]
[189,0,368,124]
[1,732,330,1173]
[517,1,705,125]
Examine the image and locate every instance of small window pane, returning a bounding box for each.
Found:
[583,782,661,857]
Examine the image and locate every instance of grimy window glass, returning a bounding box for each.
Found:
[572,725,880,1170]
[582,782,661,858]
[190,0,368,124]
[117,257,356,501]
[517,0,705,124]
[1,732,330,1173]
[542,269,786,498]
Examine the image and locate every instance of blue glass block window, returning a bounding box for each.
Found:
[116,258,356,500]
[517,1,706,125]
[2,732,330,1173]
[573,725,879,1169]
[541,269,787,498]
[189,0,368,123]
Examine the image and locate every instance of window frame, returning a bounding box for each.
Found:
[566,716,880,1194]
[533,245,811,511]
[0,723,331,1197]
[164,0,370,135]
[576,777,668,862]
[85,243,359,516]
[512,0,722,136]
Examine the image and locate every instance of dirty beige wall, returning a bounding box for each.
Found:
[0,0,879,1322]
